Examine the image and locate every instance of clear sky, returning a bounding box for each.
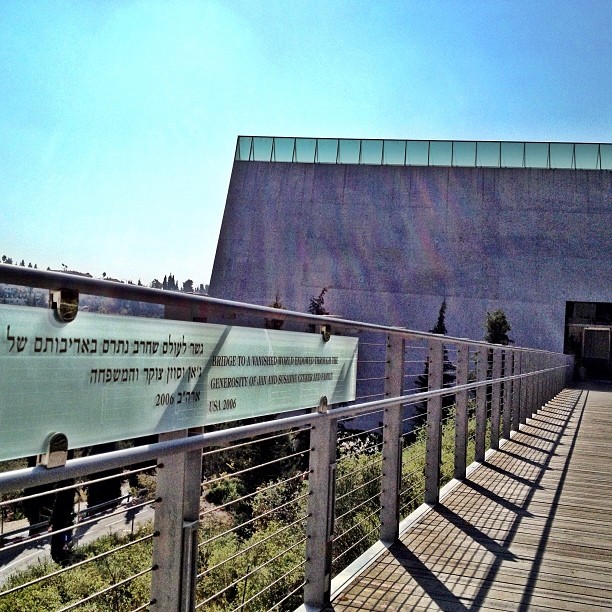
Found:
[1,0,610,288]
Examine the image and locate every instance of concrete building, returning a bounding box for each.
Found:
[210,137,611,362]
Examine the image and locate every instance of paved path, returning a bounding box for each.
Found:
[331,384,612,611]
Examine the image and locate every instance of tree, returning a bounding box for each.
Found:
[414,300,456,427]
[182,279,194,293]
[265,292,285,330]
[485,309,512,345]
[150,279,162,289]
[308,287,329,316]
[307,287,329,333]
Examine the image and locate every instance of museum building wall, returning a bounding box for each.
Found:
[210,160,611,353]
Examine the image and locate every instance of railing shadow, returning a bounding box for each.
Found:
[332,388,588,611]
[468,389,586,610]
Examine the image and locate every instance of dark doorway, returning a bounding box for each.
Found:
[565,301,612,380]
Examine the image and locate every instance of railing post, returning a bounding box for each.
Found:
[502,349,512,440]
[511,351,521,432]
[454,343,469,480]
[490,348,502,450]
[545,356,553,404]
[536,355,543,414]
[425,339,443,505]
[475,348,488,462]
[527,353,535,418]
[380,334,405,543]
[151,430,203,612]
[520,352,530,425]
[304,413,337,608]
[532,354,539,417]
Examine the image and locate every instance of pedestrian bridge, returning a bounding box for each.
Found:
[0,265,610,611]
[327,383,611,611]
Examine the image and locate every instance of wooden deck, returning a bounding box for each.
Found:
[330,384,612,611]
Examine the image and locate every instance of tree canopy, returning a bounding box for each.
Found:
[485,309,512,345]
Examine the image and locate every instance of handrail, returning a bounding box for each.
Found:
[0,364,566,494]
[0,264,572,610]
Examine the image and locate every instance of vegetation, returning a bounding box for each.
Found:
[308,287,329,317]
[414,300,456,426]
[307,287,329,333]
[1,406,489,611]
[485,309,512,345]
[265,292,285,330]
[0,526,153,612]
[0,253,208,298]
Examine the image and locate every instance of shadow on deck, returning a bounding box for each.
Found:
[328,382,612,611]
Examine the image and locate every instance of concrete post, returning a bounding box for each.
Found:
[380,335,405,543]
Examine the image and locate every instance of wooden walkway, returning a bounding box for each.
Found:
[330,384,612,611]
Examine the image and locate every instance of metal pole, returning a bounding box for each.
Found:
[520,352,530,425]
[502,349,512,440]
[380,335,405,543]
[151,430,203,612]
[454,344,469,480]
[304,412,337,608]
[425,340,443,505]
[490,348,502,450]
[475,349,488,462]
[511,351,521,432]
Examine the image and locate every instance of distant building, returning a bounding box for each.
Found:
[210,137,611,365]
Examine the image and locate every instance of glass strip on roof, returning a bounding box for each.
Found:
[429,141,452,166]
[316,139,339,163]
[406,140,429,166]
[500,142,524,167]
[273,137,295,162]
[525,142,549,168]
[452,141,476,167]
[383,140,406,165]
[338,139,360,164]
[361,139,383,165]
[235,136,611,170]
[601,144,612,170]
[477,141,500,167]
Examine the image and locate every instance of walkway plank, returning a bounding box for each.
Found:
[330,385,612,611]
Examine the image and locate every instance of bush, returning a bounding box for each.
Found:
[0,525,153,612]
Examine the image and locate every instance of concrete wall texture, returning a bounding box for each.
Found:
[210,161,611,353]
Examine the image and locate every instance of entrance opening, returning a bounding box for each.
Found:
[565,301,612,380]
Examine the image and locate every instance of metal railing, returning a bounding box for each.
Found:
[235,135,612,170]
[0,265,572,611]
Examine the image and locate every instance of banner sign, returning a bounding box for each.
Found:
[0,305,358,461]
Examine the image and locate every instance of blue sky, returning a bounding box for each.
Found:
[1,0,610,287]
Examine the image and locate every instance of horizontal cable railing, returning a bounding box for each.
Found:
[0,265,572,611]
[235,135,612,170]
